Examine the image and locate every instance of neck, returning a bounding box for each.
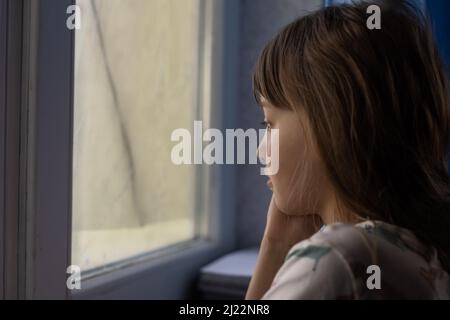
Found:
[319,191,363,225]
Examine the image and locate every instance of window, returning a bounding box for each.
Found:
[12,0,236,299]
[72,0,208,272]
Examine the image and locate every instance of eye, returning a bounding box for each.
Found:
[260,120,271,129]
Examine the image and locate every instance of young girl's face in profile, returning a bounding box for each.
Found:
[258,97,332,218]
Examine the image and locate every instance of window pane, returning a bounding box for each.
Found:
[72,0,204,272]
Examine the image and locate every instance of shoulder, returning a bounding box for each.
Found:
[285,221,378,272]
[262,221,390,300]
[262,222,368,300]
[262,220,450,299]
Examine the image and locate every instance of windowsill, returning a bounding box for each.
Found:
[70,236,229,299]
[197,247,259,299]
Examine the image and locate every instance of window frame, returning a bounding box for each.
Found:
[1,0,26,300]
[15,0,240,299]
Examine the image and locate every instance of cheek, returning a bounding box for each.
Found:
[272,119,328,215]
[271,129,306,210]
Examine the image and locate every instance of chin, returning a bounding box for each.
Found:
[273,194,290,215]
[275,195,311,216]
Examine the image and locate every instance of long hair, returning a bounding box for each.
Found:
[253,1,450,272]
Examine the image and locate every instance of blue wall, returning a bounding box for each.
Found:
[426,0,450,70]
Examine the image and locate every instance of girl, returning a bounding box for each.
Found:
[245,1,450,299]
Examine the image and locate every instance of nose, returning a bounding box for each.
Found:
[257,130,268,165]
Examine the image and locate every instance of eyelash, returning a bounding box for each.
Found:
[260,121,271,129]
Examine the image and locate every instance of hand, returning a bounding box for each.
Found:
[245,195,322,300]
[263,195,322,249]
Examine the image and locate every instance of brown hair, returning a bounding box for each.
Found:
[253,0,450,272]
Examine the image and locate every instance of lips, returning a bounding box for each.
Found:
[267,179,273,190]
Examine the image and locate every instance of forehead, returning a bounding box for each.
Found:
[260,96,273,109]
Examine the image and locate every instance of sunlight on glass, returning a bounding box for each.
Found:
[72,0,203,271]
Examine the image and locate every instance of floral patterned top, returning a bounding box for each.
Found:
[262,220,450,299]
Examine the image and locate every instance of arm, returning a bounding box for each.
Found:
[245,237,292,300]
[245,196,322,300]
